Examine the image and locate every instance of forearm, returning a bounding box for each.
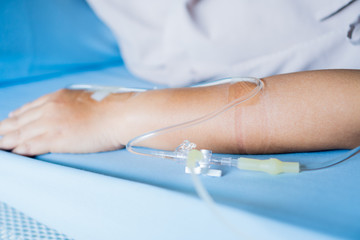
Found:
[118,69,360,153]
[116,83,236,152]
[242,69,360,153]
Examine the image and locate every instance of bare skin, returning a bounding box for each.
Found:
[0,69,359,156]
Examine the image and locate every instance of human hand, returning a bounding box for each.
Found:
[0,89,131,156]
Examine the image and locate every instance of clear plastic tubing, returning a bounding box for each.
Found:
[124,76,358,239]
[126,76,359,172]
[126,77,263,159]
[301,145,360,171]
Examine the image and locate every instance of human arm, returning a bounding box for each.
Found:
[0,69,359,155]
[117,69,360,154]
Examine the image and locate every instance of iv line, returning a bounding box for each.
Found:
[67,78,359,175]
[126,77,263,160]
[124,76,359,175]
[68,77,359,239]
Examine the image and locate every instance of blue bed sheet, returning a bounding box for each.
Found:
[0,65,359,239]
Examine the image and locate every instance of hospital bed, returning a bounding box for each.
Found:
[0,1,359,239]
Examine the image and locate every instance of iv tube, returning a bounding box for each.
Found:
[67,80,359,172]
[126,77,262,239]
[126,76,359,171]
[123,76,358,238]
[126,77,264,159]
[301,146,360,171]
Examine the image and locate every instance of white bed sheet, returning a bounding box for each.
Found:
[0,151,336,240]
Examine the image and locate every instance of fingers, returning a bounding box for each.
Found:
[0,93,53,156]
[0,106,44,135]
[8,93,50,118]
[0,121,47,151]
[12,134,50,156]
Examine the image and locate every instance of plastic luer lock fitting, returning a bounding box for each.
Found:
[187,149,204,168]
[237,157,300,175]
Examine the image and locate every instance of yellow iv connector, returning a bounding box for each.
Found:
[187,149,300,175]
[237,157,300,175]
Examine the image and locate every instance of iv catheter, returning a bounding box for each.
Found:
[68,77,360,177]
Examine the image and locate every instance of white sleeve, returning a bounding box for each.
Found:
[86,0,213,86]
[86,0,360,87]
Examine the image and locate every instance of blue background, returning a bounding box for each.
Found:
[0,0,122,85]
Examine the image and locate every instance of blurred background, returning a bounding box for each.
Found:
[0,0,123,85]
